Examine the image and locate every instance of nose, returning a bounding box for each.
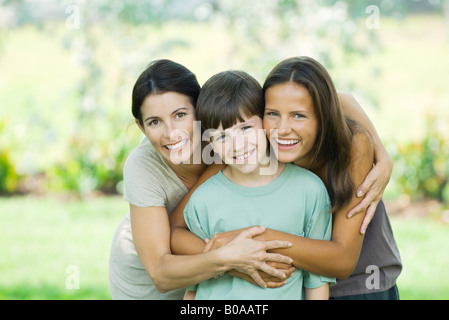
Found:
[163,120,184,141]
[277,117,291,136]
[233,133,247,152]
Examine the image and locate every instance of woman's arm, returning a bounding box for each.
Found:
[261,131,374,278]
[169,163,225,255]
[338,92,393,233]
[134,203,294,292]
[131,204,228,292]
[204,132,374,279]
[169,163,295,287]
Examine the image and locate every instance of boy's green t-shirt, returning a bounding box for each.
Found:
[184,163,335,300]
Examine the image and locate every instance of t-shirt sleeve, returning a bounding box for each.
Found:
[183,191,211,241]
[123,149,167,208]
[303,183,336,288]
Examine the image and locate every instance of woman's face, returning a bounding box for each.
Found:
[137,91,198,165]
[263,82,319,166]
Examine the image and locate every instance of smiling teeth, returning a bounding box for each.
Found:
[235,150,253,160]
[166,139,187,150]
[275,138,300,145]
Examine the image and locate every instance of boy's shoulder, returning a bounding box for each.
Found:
[189,172,223,200]
[286,163,325,188]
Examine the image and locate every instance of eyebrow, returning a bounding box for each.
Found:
[265,107,310,115]
[232,118,256,129]
[144,107,190,123]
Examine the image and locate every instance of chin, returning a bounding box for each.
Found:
[272,150,294,164]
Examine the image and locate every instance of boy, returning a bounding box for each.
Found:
[183,70,335,299]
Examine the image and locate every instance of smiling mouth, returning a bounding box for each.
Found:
[233,149,256,161]
[165,139,188,151]
[274,138,300,146]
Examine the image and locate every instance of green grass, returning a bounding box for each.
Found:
[0,195,127,300]
[390,216,449,300]
[1,195,448,300]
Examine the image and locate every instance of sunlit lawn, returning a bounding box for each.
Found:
[391,215,449,300]
[1,195,448,300]
[0,195,127,299]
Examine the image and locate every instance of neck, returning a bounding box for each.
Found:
[223,161,285,188]
[163,144,207,190]
[293,157,328,185]
[166,160,206,190]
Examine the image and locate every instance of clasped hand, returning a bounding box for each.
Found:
[205,226,296,288]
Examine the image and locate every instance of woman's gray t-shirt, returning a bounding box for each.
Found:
[108,138,188,300]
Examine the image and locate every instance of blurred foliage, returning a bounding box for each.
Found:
[0,120,21,194]
[390,113,449,203]
[0,0,448,199]
[47,131,131,197]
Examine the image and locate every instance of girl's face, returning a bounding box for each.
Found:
[137,91,198,165]
[263,82,319,167]
[209,115,267,175]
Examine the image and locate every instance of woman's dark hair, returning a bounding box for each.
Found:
[263,56,355,212]
[132,59,201,126]
[196,70,264,132]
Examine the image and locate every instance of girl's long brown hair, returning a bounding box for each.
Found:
[263,56,355,212]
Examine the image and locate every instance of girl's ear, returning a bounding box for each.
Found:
[135,119,145,135]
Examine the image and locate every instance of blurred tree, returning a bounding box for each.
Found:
[0,0,447,196]
[391,113,449,204]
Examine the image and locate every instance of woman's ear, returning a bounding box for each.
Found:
[135,119,145,135]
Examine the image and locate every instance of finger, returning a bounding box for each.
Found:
[360,202,378,235]
[266,280,288,288]
[258,263,288,280]
[248,269,267,288]
[261,266,295,282]
[238,226,266,239]
[285,266,296,278]
[203,239,213,253]
[347,198,369,218]
[348,187,381,218]
[356,172,375,198]
[265,261,293,269]
[265,252,293,265]
[263,240,293,251]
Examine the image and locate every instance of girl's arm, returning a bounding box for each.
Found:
[203,131,374,279]
[257,131,373,278]
[338,92,393,233]
[169,164,295,287]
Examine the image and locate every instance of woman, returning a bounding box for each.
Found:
[108,59,294,300]
[170,57,402,299]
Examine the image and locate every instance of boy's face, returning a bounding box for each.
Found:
[209,115,268,174]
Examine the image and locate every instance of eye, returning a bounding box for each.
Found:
[175,112,187,119]
[148,119,159,126]
[293,113,305,119]
[242,126,252,131]
[211,132,228,143]
[217,134,228,141]
[265,111,278,117]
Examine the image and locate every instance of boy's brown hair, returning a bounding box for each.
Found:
[196,70,264,132]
